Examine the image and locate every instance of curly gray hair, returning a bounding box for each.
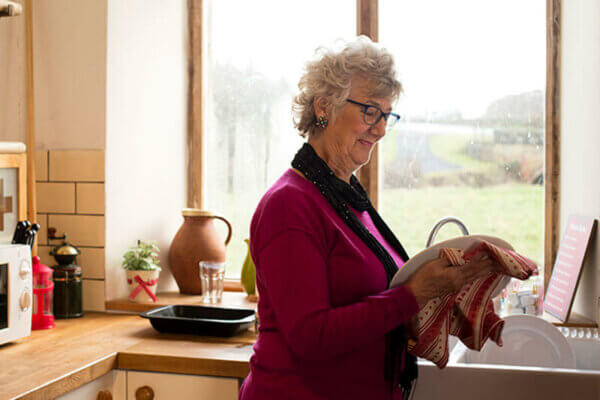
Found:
[292,36,402,138]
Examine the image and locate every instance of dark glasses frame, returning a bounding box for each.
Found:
[346,99,401,127]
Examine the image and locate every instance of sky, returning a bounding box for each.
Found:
[206,0,545,119]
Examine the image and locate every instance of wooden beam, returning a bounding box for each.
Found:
[545,0,561,292]
[357,0,378,42]
[356,0,380,208]
[187,0,203,209]
[25,0,36,255]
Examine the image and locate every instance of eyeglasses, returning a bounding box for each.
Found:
[346,99,401,129]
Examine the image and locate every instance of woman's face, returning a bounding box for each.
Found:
[320,77,391,173]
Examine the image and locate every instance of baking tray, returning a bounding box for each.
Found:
[140,305,255,337]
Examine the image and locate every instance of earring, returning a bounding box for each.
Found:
[315,115,328,128]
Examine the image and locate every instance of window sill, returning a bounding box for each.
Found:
[224,279,244,292]
[105,290,257,313]
[104,292,596,328]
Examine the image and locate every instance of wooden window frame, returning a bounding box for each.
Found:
[189,0,560,293]
[188,0,243,291]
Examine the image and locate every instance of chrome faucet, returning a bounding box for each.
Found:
[426,216,470,247]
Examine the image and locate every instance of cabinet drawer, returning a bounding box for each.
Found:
[56,370,126,400]
[127,371,238,400]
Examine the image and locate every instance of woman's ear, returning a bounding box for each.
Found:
[313,96,329,119]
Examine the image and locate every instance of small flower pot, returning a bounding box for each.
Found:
[126,269,160,303]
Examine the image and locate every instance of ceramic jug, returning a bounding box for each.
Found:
[169,209,232,294]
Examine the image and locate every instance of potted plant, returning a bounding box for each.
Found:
[122,240,161,303]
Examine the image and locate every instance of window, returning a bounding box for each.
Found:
[193,0,559,288]
[202,0,355,278]
[379,1,546,281]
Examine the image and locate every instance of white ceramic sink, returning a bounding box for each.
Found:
[565,331,600,370]
[449,328,600,370]
[412,328,600,400]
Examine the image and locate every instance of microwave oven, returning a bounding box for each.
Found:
[0,244,32,346]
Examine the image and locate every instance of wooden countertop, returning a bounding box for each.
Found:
[3,292,594,399]
[0,312,256,400]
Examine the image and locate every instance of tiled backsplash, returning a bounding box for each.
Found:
[35,150,106,312]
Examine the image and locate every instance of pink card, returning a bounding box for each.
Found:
[543,215,597,322]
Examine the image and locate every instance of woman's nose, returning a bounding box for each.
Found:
[370,116,387,137]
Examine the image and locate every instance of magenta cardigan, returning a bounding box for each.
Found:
[239,169,420,400]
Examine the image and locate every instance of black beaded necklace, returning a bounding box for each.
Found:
[291,142,417,397]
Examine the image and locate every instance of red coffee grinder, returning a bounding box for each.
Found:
[31,256,55,330]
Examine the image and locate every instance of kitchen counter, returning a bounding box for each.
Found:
[2,301,596,399]
[0,312,256,400]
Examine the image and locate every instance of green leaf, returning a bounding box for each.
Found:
[121,240,162,271]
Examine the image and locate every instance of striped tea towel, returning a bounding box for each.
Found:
[407,240,538,368]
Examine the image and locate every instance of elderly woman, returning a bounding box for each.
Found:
[239,37,495,400]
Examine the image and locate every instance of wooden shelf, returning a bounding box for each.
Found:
[106,291,257,313]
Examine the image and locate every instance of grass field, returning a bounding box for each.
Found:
[222,183,544,279]
[380,131,544,267]
[427,134,494,171]
[380,184,544,265]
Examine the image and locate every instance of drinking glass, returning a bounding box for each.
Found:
[199,261,225,303]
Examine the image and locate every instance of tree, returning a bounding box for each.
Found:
[483,90,543,128]
[210,63,289,192]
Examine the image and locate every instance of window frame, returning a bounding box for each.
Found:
[189,0,561,293]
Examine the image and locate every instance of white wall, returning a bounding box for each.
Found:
[0,0,26,143]
[105,0,188,300]
[0,0,106,149]
[561,0,600,322]
[33,0,107,150]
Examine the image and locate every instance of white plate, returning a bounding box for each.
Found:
[390,234,513,298]
[465,314,576,369]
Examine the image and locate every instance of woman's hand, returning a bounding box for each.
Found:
[405,251,498,308]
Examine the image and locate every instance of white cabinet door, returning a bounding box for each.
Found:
[56,369,127,400]
[127,371,238,400]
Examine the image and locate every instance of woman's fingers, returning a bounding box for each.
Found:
[469,260,494,279]
[465,259,494,276]
[429,257,452,269]
[407,255,503,304]
[450,259,496,289]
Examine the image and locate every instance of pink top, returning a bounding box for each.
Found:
[239,169,419,400]
[350,207,407,271]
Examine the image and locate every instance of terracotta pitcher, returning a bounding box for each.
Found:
[169,209,232,294]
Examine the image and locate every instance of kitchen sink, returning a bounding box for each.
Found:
[449,330,600,370]
[412,328,600,399]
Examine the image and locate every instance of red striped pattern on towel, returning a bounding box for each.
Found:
[407,241,538,368]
